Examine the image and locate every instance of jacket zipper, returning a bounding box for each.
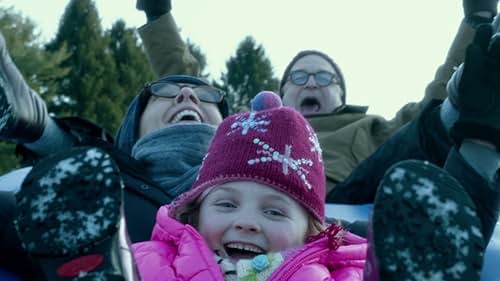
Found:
[269,238,329,281]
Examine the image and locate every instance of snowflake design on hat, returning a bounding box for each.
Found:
[227,111,271,136]
[307,125,323,162]
[247,138,314,190]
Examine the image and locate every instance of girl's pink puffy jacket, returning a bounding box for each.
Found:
[133,205,367,281]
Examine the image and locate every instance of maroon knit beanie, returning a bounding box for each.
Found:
[170,91,326,222]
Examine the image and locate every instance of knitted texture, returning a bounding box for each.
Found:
[170,91,326,222]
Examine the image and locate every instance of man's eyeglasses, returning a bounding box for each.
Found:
[147,81,225,104]
[288,70,338,87]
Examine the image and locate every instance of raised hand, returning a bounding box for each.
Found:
[463,0,498,26]
[464,0,498,17]
[450,24,500,149]
[136,0,172,20]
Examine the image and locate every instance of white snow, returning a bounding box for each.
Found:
[389,167,406,182]
[51,195,117,251]
[31,186,57,220]
[38,157,83,187]
[84,148,104,163]
[445,262,466,279]
[471,226,483,238]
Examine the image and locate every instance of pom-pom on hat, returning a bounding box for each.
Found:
[170,91,326,222]
[251,90,283,111]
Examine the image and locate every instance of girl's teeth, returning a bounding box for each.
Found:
[225,242,263,253]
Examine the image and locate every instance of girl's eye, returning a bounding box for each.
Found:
[265,209,285,217]
[215,201,236,208]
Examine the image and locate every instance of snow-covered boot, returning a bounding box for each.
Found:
[14,147,139,281]
[0,32,48,143]
[363,160,485,281]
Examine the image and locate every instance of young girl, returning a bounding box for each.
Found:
[132,91,368,280]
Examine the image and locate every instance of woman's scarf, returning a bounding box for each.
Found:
[131,123,215,198]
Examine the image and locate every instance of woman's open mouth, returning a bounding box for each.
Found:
[170,109,202,123]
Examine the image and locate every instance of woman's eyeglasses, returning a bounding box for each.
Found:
[288,70,338,87]
[147,81,225,103]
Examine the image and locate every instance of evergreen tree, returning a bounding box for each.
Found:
[0,6,69,105]
[220,36,278,113]
[46,0,122,134]
[0,6,68,174]
[0,142,18,174]
[107,19,154,110]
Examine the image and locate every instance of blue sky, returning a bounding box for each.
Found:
[1,0,479,118]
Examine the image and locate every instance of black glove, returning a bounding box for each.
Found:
[464,0,498,27]
[136,0,172,21]
[464,0,498,17]
[450,24,500,150]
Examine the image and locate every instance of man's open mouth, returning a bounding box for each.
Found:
[300,97,321,113]
[170,109,202,123]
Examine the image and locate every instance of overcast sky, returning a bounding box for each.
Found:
[1,0,483,118]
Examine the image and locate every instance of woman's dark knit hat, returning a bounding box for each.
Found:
[279,50,346,104]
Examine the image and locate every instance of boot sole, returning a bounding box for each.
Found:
[370,160,484,281]
[14,147,125,280]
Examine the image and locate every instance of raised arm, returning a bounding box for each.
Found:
[136,0,200,77]
[424,0,498,103]
[379,0,498,139]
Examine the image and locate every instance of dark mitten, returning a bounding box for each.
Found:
[450,24,500,150]
[464,0,498,27]
[136,0,172,21]
[464,0,498,17]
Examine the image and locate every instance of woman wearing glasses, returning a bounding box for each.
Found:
[137,75,226,138]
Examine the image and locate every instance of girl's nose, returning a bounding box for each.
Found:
[233,216,261,233]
